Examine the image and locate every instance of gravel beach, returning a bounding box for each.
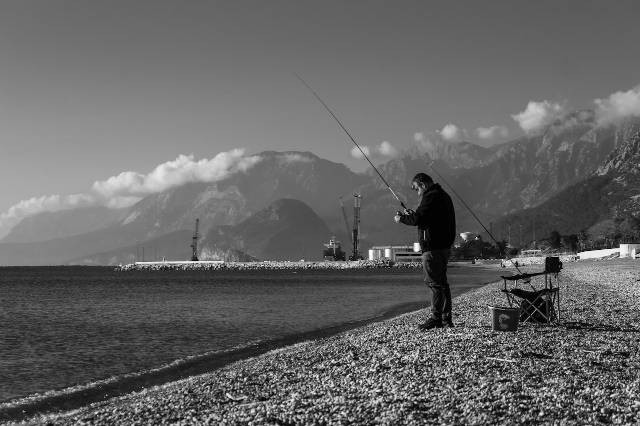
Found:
[16,259,640,425]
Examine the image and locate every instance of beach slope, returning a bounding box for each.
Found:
[26,260,640,424]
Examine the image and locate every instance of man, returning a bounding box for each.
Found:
[395,173,456,330]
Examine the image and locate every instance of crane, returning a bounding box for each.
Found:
[190,218,200,261]
[338,196,352,246]
[350,193,362,261]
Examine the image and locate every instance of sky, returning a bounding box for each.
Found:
[1,0,640,233]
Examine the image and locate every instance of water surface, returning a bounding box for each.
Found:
[0,264,499,404]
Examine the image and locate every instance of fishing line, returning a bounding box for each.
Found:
[296,74,521,272]
[427,161,524,274]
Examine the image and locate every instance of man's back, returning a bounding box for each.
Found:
[395,173,457,330]
[401,183,456,251]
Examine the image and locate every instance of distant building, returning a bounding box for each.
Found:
[369,244,422,263]
[620,243,640,258]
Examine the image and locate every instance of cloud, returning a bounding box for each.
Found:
[438,123,466,142]
[350,145,372,160]
[475,125,509,140]
[511,100,566,134]
[378,141,399,157]
[594,85,640,126]
[350,141,399,160]
[92,149,261,207]
[0,193,96,239]
[1,194,95,220]
[413,130,439,150]
[0,148,262,237]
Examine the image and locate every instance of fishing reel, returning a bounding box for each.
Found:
[397,208,415,216]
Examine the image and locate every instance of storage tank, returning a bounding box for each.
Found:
[460,232,476,242]
[384,248,393,259]
[368,249,376,260]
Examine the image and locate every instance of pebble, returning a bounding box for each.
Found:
[116,258,406,271]
[21,259,640,425]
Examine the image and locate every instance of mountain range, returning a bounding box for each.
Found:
[491,124,640,243]
[1,110,638,265]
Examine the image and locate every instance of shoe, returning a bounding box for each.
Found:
[443,318,454,328]
[418,317,443,330]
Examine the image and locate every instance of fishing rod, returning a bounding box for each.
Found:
[297,74,522,272]
[295,73,408,210]
[426,161,524,274]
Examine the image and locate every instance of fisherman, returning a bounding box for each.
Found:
[395,173,456,330]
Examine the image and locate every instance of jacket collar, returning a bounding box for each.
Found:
[424,183,442,195]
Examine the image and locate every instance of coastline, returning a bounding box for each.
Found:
[1,263,499,423]
[12,259,640,424]
[0,301,423,423]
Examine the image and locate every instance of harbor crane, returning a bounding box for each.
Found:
[350,193,362,261]
[338,193,363,260]
[338,196,352,246]
[190,218,200,261]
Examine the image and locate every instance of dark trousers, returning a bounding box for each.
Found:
[422,249,452,320]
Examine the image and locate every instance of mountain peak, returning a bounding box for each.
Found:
[403,138,493,170]
[249,198,318,224]
[597,129,640,176]
[201,198,331,261]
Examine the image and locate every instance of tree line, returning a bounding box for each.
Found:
[451,213,640,259]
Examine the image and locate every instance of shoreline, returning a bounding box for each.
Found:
[0,301,423,422]
[11,259,640,424]
[0,266,500,423]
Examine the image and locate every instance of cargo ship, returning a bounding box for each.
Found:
[323,237,346,261]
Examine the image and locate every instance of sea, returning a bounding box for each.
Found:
[0,264,499,416]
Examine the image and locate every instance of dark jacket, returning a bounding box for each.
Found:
[399,183,456,251]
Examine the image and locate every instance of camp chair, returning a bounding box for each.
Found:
[501,257,562,324]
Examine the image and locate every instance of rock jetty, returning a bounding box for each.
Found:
[27,260,640,424]
[116,259,418,271]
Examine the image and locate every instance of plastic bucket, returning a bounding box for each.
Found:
[489,306,520,332]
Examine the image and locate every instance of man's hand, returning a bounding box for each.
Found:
[403,208,414,215]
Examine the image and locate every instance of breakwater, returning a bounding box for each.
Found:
[116,259,420,271]
[117,255,585,272]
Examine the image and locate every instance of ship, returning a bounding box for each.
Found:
[323,236,346,261]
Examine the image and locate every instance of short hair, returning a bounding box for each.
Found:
[412,173,433,185]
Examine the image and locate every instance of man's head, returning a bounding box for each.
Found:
[411,173,433,197]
